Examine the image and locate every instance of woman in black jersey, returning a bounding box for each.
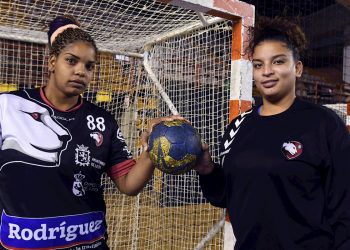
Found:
[195,17,350,250]
[0,16,177,250]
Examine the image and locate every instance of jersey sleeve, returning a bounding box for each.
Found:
[324,111,350,249]
[198,112,249,209]
[199,163,226,208]
[106,121,135,180]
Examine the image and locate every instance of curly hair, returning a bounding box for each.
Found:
[247,16,307,61]
[48,16,98,58]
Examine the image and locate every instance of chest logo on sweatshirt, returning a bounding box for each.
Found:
[281,141,303,160]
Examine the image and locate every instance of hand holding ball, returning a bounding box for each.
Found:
[148,120,202,175]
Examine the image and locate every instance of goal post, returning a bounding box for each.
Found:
[0,0,255,249]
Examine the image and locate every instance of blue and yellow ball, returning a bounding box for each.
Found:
[148,120,202,175]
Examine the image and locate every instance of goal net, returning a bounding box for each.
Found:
[0,0,254,249]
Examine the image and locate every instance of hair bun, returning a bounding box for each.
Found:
[47,16,80,45]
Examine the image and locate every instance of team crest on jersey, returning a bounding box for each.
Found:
[72,172,85,196]
[90,132,103,147]
[282,141,303,160]
[75,144,91,167]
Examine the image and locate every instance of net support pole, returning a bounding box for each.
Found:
[143,52,179,115]
[196,12,210,26]
[194,209,226,250]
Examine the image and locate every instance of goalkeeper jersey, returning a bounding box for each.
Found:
[200,98,350,250]
[0,88,134,249]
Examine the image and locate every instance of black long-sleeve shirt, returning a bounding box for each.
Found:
[200,98,350,250]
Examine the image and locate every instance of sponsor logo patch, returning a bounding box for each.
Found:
[90,158,106,170]
[0,211,105,249]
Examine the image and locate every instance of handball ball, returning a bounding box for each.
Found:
[148,120,202,175]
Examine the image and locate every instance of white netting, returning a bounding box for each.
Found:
[324,103,347,123]
[0,0,213,54]
[0,1,241,249]
[99,21,233,249]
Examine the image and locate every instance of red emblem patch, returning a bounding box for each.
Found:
[281,141,303,160]
[90,132,103,147]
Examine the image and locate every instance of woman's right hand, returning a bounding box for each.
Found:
[194,142,216,175]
